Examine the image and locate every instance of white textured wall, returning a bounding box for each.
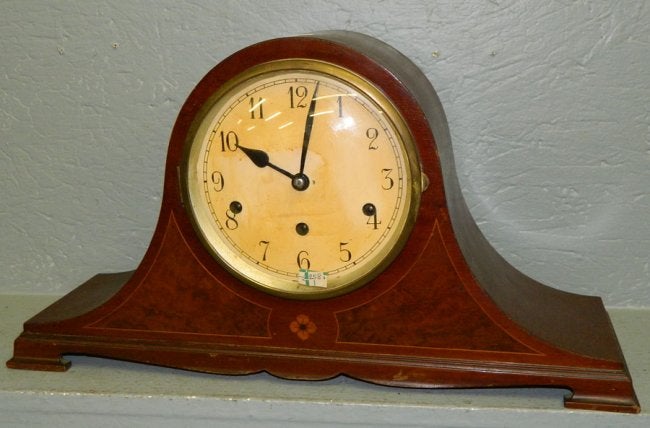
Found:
[1,1,648,306]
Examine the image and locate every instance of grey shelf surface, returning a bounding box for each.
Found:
[1,294,648,427]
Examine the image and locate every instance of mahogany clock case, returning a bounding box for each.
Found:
[6,31,640,414]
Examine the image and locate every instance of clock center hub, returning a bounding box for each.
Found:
[291,173,310,191]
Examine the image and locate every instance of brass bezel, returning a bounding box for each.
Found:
[180,59,422,299]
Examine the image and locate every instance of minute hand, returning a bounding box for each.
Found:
[298,81,320,176]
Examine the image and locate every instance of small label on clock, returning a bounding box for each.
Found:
[298,269,328,288]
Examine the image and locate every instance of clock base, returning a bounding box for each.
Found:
[7,270,640,414]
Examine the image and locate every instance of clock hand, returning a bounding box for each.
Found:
[298,81,320,177]
[238,144,294,180]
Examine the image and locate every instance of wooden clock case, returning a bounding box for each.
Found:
[7,31,639,413]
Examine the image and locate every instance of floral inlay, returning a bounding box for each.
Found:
[289,314,317,341]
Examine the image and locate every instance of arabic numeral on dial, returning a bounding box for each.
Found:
[259,240,270,261]
[210,171,224,192]
[339,242,352,262]
[366,212,381,229]
[225,201,242,230]
[297,250,310,269]
[381,168,394,190]
[225,210,238,230]
[220,130,238,152]
[366,127,379,150]
[249,97,264,119]
[288,85,308,109]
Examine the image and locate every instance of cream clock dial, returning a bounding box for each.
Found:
[183,60,422,298]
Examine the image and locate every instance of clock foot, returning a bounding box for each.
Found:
[564,383,640,414]
[6,354,70,372]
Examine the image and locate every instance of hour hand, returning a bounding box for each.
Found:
[238,144,294,180]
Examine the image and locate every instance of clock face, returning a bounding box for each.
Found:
[183,60,421,298]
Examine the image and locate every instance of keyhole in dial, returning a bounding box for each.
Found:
[362,203,376,216]
[229,201,243,214]
[296,222,309,236]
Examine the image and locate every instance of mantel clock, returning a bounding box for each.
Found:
[7,31,639,414]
